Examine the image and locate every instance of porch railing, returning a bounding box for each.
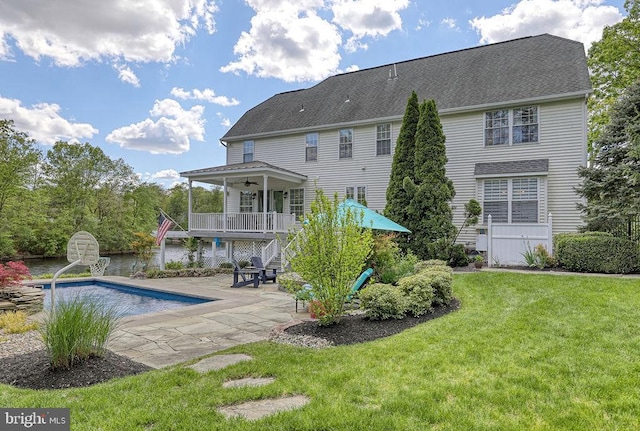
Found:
[190,212,297,233]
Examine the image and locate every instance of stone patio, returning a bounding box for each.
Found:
[97,274,308,368]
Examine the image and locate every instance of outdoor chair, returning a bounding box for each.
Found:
[346,268,374,301]
[295,267,373,312]
[250,256,277,283]
[231,259,260,288]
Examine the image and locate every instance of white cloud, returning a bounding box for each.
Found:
[220,0,409,82]
[221,1,342,82]
[114,64,140,87]
[106,99,205,155]
[415,18,431,31]
[170,87,239,106]
[216,112,231,128]
[441,18,459,30]
[151,169,180,180]
[0,96,97,144]
[332,0,409,52]
[0,0,218,66]
[469,0,623,50]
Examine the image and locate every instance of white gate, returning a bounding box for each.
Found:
[487,214,553,267]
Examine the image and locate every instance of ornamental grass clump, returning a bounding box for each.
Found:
[39,294,121,370]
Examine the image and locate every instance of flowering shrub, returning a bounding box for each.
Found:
[0,261,31,291]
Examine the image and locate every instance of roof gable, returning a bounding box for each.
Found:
[223,34,591,141]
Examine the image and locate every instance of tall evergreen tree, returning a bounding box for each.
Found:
[404,99,456,260]
[577,78,640,231]
[384,91,419,249]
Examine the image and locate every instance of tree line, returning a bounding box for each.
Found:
[0,120,222,259]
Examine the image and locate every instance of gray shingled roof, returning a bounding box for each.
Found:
[223,34,591,141]
[474,159,549,176]
[180,161,307,179]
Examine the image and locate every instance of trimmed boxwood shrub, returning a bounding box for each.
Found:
[420,266,453,306]
[554,232,639,274]
[414,259,448,273]
[145,267,233,279]
[359,283,408,320]
[397,274,434,316]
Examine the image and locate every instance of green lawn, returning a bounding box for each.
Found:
[2,272,640,430]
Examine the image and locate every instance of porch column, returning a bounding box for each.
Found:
[197,240,203,266]
[263,174,268,233]
[160,237,166,270]
[188,180,192,229]
[223,177,228,232]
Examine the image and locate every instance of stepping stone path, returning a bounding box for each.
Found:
[188,354,310,420]
[217,395,310,420]
[222,377,275,388]
[188,354,253,373]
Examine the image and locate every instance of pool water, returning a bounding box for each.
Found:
[42,280,212,317]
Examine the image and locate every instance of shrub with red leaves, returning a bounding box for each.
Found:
[0,261,32,291]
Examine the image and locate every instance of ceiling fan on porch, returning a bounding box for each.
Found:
[243,177,259,187]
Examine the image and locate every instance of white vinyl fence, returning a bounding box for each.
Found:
[486,214,553,267]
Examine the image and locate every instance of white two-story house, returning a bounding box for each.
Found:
[180,34,591,267]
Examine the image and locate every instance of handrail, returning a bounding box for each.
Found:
[262,238,279,266]
[281,228,303,272]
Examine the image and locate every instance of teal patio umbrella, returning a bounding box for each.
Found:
[338,200,410,233]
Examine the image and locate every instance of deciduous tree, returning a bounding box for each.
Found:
[286,189,373,326]
[588,0,640,159]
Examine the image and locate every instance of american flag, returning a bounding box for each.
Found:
[156,213,173,246]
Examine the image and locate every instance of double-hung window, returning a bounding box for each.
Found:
[376,124,391,155]
[305,133,318,161]
[484,106,538,146]
[289,188,304,219]
[482,178,539,223]
[339,129,353,159]
[346,186,367,205]
[243,140,254,163]
[511,178,538,222]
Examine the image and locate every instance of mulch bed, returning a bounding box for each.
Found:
[2,299,459,390]
[285,298,460,346]
[0,349,152,390]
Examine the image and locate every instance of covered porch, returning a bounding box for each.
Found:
[180,161,307,237]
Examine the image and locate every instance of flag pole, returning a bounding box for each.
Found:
[159,209,186,231]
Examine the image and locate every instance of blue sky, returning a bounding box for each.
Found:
[0,0,627,187]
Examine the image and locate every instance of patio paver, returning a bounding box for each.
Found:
[98,274,307,368]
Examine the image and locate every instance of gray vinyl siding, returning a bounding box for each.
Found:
[225,98,586,244]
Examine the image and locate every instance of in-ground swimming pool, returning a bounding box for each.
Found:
[41,280,213,317]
